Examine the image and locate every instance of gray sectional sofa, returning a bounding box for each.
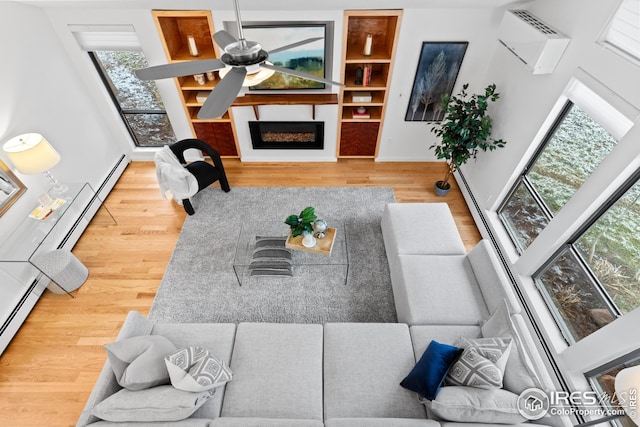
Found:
[77,203,564,427]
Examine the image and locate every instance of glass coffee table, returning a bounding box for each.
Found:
[233,221,349,286]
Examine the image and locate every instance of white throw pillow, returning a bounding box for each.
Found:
[105,335,176,391]
[431,385,527,424]
[165,346,233,392]
[92,385,213,422]
[481,300,543,394]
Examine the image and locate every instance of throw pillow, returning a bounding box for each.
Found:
[446,337,512,389]
[481,299,543,394]
[400,340,462,401]
[105,335,176,391]
[430,385,527,424]
[92,385,213,422]
[165,346,233,392]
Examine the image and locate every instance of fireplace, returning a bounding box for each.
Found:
[249,121,324,150]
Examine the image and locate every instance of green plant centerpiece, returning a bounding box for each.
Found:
[285,206,317,237]
[430,83,507,195]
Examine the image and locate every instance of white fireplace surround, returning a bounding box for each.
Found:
[232,103,339,162]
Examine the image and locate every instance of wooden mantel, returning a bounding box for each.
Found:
[232,93,339,120]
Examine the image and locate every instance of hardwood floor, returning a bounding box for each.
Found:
[0,159,480,426]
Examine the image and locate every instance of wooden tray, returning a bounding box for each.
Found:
[285,227,337,256]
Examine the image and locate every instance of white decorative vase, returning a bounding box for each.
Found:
[302,232,317,248]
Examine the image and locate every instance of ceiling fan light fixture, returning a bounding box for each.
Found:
[218,62,275,87]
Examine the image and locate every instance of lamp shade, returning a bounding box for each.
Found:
[218,62,275,87]
[615,365,640,424]
[2,133,61,175]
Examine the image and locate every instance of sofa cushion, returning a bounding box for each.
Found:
[211,419,324,427]
[466,240,521,315]
[409,325,482,360]
[104,335,176,391]
[151,322,237,420]
[221,323,323,421]
[324,323,427,419]
[326,419,440,427]
[393,254,489,325]
[92,385,213,422]
[400,340,462,400]
[381,203,466,256]
[431,386,526,424]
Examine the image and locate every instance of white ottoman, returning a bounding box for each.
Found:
[32,249,89,293]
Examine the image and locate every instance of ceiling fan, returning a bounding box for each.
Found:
[135,0,344,119]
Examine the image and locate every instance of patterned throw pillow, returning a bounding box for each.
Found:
[446,337,512,389]
[165,346,233,392]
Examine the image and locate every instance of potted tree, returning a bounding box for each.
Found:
[430,83,507,196]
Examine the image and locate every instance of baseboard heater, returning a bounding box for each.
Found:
[456,169,571,395]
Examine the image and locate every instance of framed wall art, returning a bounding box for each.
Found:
[0,158,27,217]
[405,42,468,122]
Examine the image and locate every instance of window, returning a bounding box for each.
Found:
[587,354,640,427]
[535,173,640,342]
[498,102,618,252]
[90,51,175,147]
[601,0,640,64]
[70,25,176,148]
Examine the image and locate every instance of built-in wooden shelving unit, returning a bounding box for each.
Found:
[337,10,402,158]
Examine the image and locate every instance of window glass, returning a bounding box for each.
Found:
[537,249,616,342]
[575,181,640,314]
[499,103,618,252]
[528,105,617,215]
[536,176,640,343]
[91,51,175,147]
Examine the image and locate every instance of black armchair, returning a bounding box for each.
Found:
[169,139,230,215]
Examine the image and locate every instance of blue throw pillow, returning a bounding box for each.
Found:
[400,340,462,401]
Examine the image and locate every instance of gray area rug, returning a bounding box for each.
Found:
[149,186,397,324]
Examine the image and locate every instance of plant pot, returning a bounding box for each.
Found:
[434,181,451,197]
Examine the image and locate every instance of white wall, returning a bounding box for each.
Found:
[40,4,508,162]
[457,0,640,390]
[0,2,124,241]
[377,8,506,161]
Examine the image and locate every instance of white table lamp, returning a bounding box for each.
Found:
[2,133,68,197]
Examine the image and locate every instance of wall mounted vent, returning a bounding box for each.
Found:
[498,10,570,74]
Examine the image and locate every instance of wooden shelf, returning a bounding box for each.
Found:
[232,93,338,107]
[153,10,240,158]
[233,93,338,120]
[337,10,402,158]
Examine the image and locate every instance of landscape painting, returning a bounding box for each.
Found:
[405,42,468,122]
[241,23,327,90]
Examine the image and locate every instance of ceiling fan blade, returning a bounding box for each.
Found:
[135,59,225,80]
[198,67,247,119]
[213,30,239,51]
[268,37,324,55]
[260,63,344,87]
